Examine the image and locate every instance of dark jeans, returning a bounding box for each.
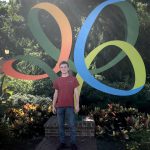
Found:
[56,107,76,144]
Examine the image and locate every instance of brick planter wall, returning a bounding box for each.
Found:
[44,116,95,137]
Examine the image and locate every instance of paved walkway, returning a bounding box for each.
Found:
[36,136,97,150]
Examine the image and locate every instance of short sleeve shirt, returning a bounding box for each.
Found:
[53,75,79,107]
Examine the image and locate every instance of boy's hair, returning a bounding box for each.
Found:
[59,61,69,67]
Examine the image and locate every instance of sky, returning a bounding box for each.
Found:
[0,0,9,2]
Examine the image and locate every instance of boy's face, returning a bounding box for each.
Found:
[60,64,69,74]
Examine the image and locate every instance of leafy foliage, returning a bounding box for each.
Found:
[1,93,53,139]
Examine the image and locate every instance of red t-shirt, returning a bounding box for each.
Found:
[53,75,79,107]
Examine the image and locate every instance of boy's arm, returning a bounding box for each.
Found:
[74,87,80,113]
[52,89,58,114]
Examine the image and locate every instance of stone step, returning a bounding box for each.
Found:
[44,116,95,137]
[36,136,97,150]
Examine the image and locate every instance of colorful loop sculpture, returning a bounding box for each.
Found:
[1,0,146,96]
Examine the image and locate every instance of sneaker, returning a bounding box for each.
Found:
[56,143,67,150]
[71,144,78,150]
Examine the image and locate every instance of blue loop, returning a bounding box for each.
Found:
[74,0,143,96]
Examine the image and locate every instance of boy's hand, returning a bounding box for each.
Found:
[75,105,80,114]
[52,106,56,114]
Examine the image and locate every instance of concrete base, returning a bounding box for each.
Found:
[36,136,97,150]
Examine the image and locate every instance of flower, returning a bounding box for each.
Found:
[93,103,150,139]
[3,94,53,138]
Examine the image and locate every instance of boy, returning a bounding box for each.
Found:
[52,61,80,150]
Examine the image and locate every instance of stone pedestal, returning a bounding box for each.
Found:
[35,116,97,150]
[44,116,95,137]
